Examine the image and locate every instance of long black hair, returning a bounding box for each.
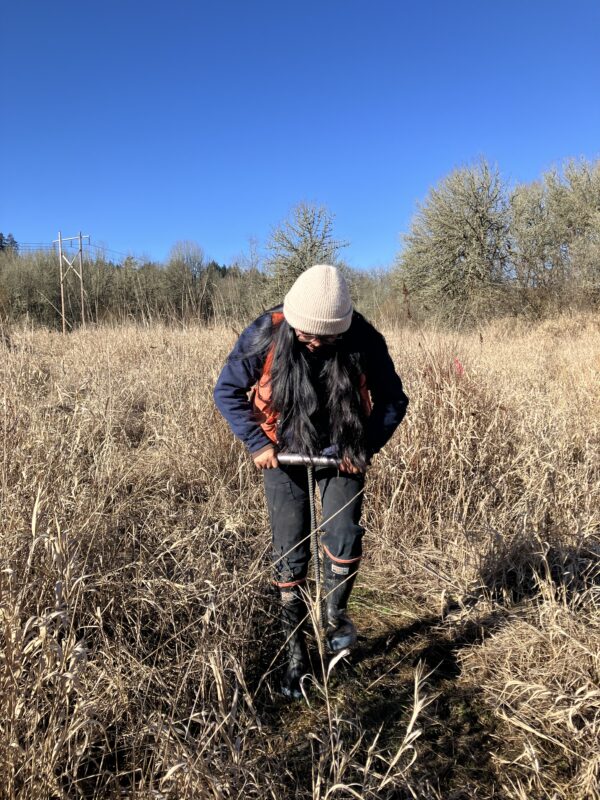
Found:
[251,309,369,467]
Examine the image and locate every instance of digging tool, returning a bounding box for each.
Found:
[276,452,350,651]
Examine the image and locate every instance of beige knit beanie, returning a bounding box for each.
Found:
[283,264,353,335]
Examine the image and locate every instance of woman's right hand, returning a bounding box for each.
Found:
[253,447,279,469]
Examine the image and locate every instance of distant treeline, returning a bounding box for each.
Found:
[0,244,268,328]
[2,157,599,329]
[0,211,400,328]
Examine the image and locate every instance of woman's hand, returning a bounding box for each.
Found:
[253,447,279,469]
[339,457,364,474]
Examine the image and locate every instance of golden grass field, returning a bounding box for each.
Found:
[1,315,599,799]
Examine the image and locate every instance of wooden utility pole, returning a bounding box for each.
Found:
[53,231,90,334]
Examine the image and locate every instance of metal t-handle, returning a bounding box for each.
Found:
[276,453,341,468]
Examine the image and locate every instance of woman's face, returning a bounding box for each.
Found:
[294,329,340,353]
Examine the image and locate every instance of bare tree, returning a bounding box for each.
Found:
[395,159,510,323]
[545,160,600,290]
[165,240,210,319]
[510,160,600,312]
[265,203,348,299]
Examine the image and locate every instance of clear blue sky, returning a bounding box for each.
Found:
[2,0,599,269]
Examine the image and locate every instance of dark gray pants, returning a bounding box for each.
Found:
[263,464,365,587]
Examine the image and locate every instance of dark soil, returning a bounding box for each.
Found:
[254,586,506,799]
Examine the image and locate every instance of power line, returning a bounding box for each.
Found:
[8,240,146,260]
[12,242,53,246]
[87,242,143,259]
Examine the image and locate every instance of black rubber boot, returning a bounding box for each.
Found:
[323,556,359,653]
[279,586,310,700]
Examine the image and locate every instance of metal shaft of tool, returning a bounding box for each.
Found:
[306,464,325,631]
[278,454,340,633]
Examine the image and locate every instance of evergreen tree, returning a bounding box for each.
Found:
[5,233,18,253]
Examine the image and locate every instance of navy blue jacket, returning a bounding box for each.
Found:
[213,310,408,457]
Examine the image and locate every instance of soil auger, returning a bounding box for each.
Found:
[277,453,357,662]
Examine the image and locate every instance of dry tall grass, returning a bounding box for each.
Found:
[1,314,598,799]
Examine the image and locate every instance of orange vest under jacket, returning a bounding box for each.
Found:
[251,312,372,444]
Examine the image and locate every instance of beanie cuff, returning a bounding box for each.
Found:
[283,302,353,335]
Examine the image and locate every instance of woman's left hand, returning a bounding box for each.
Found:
[339,458,365,474]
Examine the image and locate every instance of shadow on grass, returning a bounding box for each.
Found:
[478,538,600,605]
[326,608,507,797]
[249,540,599,797]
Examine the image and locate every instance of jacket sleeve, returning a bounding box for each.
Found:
[213,315,274,454]
[362,325,408,458]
